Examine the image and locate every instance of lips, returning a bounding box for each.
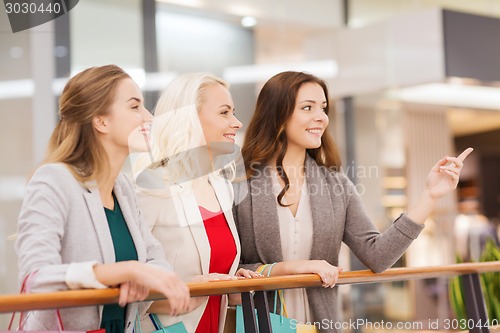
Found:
[223,133,236,140]
[140,125,150,135]
[306,128,323,134]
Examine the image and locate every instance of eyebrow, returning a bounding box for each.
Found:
[299,99,327,104]
[219,104,235,110]
[127,97,142,103]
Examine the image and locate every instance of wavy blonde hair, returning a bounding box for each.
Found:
[134,73,233,189]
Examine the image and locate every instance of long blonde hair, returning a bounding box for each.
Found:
[43,65,130,184]
[134,73,230,187]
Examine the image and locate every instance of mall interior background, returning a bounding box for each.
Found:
[2,0,500,330]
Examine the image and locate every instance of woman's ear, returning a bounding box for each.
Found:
[93,116,110,134]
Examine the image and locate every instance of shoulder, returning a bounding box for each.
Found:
[116,172,166,210]
[116,172,134,192]
[23,164,84,211]
[31,163,73,179]
[135,187,167,207]
[305,157,350,185]
[305,158,356,200]
[133,178,177,217]
[210,172,233,191]
[326,169,352,187]
[29,163,81,190]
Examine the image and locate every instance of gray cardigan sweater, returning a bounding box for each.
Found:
[233,155,424,332]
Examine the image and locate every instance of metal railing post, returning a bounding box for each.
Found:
[254,291,273,333]
[461,273,490,333]
[241,291,258,333]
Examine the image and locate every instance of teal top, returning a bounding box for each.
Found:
[100,194,138,333]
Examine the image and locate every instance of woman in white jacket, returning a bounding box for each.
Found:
[134,73,258,333]
[16,65,190,333]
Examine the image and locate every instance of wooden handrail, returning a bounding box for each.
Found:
[1,261,499,313]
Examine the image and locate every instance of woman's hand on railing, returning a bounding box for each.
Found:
[278,260,343,288]
[191,273,237,282]
[2,262,500,314]
[235,268,263,279]
[93,261,190,316]
[117,281,149,307]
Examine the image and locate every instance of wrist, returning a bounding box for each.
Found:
[423,188,437,202]
[121,261,138,281]
[283,261,299,275]
[407,190,436,224]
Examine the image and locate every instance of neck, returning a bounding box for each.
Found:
[285,141,307,165]
[99,143,127,198]
[197,146,215,178]
[272,145,306,179]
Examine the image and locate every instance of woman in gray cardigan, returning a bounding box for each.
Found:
[16,65,190,332]
[234,71,472,332]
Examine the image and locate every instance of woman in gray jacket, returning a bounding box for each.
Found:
[234,71,472,332]
[16,65,190,332]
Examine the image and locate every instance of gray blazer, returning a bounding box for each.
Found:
[233,155,424,332]
[16,163,171,332]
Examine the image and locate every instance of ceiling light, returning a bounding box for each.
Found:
[9,47,23,59]
[0,70,178,100]
[223,60,338,84]
[155,0,202,8]
[387,83,500,110]
[241,16,257,28]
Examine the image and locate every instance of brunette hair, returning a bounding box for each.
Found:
[242,71,341,206]
[43,65,131,184]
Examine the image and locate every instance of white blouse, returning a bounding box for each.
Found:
[271,172,314,324]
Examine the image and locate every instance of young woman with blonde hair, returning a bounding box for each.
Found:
[16,65,190,333]
[135,73,258,333]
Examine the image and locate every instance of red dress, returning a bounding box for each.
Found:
[195,206,237,333]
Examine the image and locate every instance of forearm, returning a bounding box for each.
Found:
[93,261,135,286]
[406,189,436,225]
[261,261,305,276]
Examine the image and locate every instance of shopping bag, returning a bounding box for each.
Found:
[235,304,295,333]
[235,290,295,333]
[296,324,318,333]
[134,313,187,333]
[234,292,318,333]
[235,263,317,333]
[222,307,236,333]
[4,311,104,333]
[3,272,105,333]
